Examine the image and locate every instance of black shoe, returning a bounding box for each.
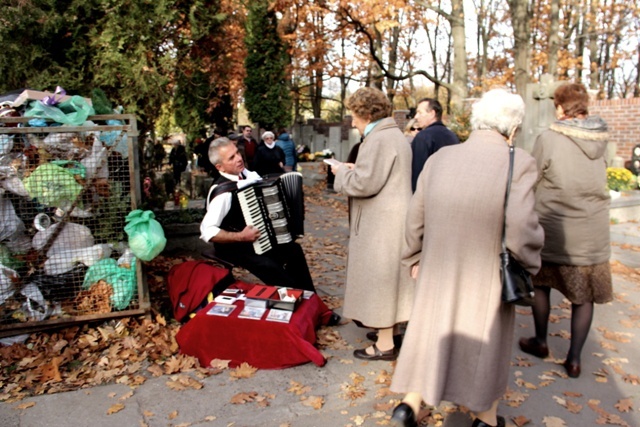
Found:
[326,312,341,326]
[471,416,505,427]
[390,402,417,427]
[518,337,549,358]
[366,331,404,348]
[353,343,398,361]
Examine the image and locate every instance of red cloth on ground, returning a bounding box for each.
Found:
[176,281,332,369]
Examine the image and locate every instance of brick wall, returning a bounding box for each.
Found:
[590,98,640,160]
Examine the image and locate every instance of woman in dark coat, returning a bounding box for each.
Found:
[252,131,285,177]
[519,82,612,379]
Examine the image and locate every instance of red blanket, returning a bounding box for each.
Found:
[176,281,332,369]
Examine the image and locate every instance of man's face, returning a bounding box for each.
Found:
[243,127,252,138]
[215,144,245,175]
[415,101,437,129]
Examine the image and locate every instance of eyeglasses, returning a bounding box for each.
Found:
[410,127,422,131]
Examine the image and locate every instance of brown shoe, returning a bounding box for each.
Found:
[563,360,581,378]
[518,337,549,358]
[353,344,398,361]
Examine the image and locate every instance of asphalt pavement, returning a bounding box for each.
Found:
[1,187,639,427]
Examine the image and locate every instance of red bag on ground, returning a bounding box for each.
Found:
[167,261,233,322]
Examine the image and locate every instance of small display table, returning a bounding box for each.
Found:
[176,283,333,369]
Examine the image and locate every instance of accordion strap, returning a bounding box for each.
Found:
[501,145,515,253]
[208,181,238,205]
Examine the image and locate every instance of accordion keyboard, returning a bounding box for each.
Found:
[237,186,273,254]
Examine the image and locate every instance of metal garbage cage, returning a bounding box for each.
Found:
[0,114,149,337]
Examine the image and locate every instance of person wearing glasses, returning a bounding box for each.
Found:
[411,98,459,192]
[252,131,286,177]
[403,119,421,145]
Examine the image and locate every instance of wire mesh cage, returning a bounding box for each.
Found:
[0,114,148,337]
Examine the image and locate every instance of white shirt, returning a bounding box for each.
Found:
[199,169,261,242]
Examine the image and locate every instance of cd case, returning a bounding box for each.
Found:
[206,303,237,317]
[265,308,293,323]
[238,306,267,320]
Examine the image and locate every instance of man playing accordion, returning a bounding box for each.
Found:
[200,137,340,324]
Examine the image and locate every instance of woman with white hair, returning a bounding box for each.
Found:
[389,89,544,427]
[252,130,286,176]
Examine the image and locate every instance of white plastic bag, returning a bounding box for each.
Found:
[0,263,17,305]
[32,222,94,257]
[0,190,21,241]
[44,244,112,275]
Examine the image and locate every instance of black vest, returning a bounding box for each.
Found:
[209,176,245,232]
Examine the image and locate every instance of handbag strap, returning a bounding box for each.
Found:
[501,145,515,253]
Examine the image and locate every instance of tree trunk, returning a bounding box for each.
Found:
[450,0,468,107]
[588,0,599,92]
[508,0,532,96]
[547,0,560,77]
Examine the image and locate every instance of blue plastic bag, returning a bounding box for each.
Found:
[124,210,166,261]
[25,95,95,126]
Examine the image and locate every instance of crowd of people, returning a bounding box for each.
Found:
[193,83,611,427]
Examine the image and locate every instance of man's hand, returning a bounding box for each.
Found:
[239,225,260,242]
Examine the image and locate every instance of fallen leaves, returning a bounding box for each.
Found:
[106,403,125,415]
[229,362,257,380]
[301,395,324,409]
[588,399,631,427]
[166,374,204,391]
[552,395,583,414]
[287,380,311,395]
[615,398,633,413]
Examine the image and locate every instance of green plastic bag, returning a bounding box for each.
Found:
[24,164,82,207]
[82,258,137,310]
[25,95,95,126]
[124,210,167,262]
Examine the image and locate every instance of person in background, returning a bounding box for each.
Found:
[153,141,166,171]
[253,131,285,177]
[237,125,258,166]
[331,87,413,361]
[389,89,543,427]
[169,141,188,184]
[403,118,420,145]
[518,82,612,379]
[411,98,459,191]
[276,128,297,172]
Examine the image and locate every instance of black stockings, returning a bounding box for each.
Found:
[531,286,551,343]
[531,285,594,364]
[567,302,594,364]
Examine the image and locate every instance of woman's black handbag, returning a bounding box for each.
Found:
[500,145,535,306]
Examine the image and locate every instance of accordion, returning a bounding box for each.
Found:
[237,172,305,255]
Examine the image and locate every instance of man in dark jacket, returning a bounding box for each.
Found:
[411,98,459,191]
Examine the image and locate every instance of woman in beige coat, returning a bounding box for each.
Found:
[518,83,612,379]
[390,89,544,427]
[331,87,413,361]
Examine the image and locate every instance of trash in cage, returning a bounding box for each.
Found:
[0,113,147,334]
[82,258,136,310]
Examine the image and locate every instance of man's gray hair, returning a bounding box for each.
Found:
[208,137,234,166]
[470,89,525,137]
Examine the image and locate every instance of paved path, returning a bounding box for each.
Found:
[1,191,639,427]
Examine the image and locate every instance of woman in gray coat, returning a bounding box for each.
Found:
[331,87,413,361]
[390,89,544,427]
[518,83,612,379]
